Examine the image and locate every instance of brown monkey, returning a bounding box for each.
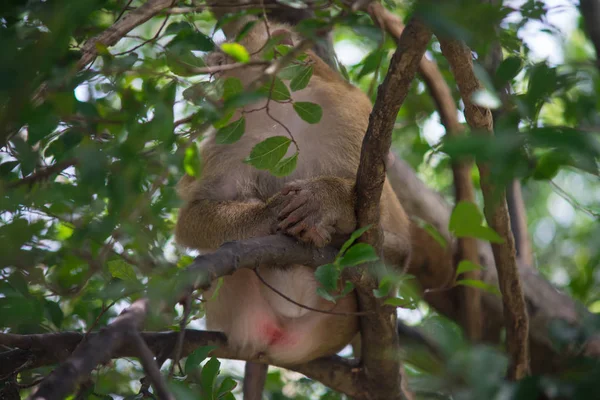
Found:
[175,16,410,374]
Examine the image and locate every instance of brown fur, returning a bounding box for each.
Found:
[175,21,410,366]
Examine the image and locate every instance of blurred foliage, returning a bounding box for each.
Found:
[0,0,599,399]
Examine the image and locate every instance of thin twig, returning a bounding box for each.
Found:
[112,14,171,56]
[168,293,192,379]
[130,332,174,400]
[253,267,372,316]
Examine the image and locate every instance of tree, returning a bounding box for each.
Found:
[1,0,599,399]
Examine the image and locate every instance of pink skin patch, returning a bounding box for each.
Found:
[258,320,296,347]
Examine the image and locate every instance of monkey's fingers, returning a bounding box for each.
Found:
[278,205,314,230]
[278,194,309,219]
[298,224,333,248]
[280,183,303,195]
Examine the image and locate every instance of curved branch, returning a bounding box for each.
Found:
[353,16,432,400]
[437,37,529,380]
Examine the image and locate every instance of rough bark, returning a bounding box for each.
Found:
[353,17,432,400]
[437,38,530,379]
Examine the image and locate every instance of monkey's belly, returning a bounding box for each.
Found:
[204,268,358,365]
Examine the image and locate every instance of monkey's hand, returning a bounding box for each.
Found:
[272,177,356,248]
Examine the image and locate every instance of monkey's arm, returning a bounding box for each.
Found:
[175,198,279,250]
[277,177,411,268]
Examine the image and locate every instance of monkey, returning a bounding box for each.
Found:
[174,17,411,398]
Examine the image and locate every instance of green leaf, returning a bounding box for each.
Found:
[184,144,202,177]
[316,287,337,302]
[384,297,413,307]
[495,56,523,85]
[314,263,339,291]
[272,152,298,176]
[55,222,74,240]
[200,357,221,400]
[244,136,291,169]
[44,300,64,328]
[456,279,500,296]
[290,66,313,91]
[293,102,322,124]
[278,63,304,80]
[373,276,393,298]
[339,225,372,255]
[449,201,504,243]
[339,243,379,267]
[455,260,482,278]
[223,77,244,101]
[216,117,246,144]
[259,77,291,101]
[221,43,250,63]
[108,260,137,282]
[357,49,384,80]
[0,160,19,177]
[185,346,218,375]
[216,377,237,398]
[412,217,447,249]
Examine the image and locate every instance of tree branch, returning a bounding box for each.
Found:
[363,0,482,342]
[353,16,432,400]
[182,235,337,292]
[579,0,600,70]
[77,0,176,69]
[1,329,360,398]
[437,37,529,380]
[27,300,165,400]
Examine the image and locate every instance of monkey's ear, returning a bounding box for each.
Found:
[271,28,294,46]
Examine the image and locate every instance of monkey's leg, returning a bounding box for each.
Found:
[175,199,279,250]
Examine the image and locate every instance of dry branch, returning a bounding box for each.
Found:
[438,38,529,379]
[353,16,432,400]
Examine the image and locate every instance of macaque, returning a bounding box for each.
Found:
[175,17,410,372]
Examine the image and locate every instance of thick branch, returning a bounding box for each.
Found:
[1,329,359,398]
[28,300,157,400]
[438,38,529,380]
[353,17,432,400]
[364,0,482,341]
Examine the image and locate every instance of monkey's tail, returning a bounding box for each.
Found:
[243,362,268,400]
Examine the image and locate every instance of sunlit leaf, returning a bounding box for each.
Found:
[221,43,250,63]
